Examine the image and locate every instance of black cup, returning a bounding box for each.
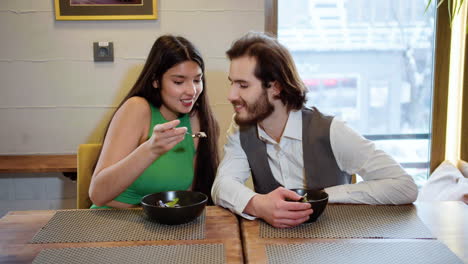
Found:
[290,189,329,222]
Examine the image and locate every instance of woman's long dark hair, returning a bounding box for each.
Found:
[100,35,219,204]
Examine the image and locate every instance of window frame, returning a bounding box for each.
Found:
[462,31,468,162]
[265,0,452,173]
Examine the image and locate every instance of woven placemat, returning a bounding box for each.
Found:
[260,205,434,239]
[31,209,205,243]
[32,244,225,264]
[266,241,463,264]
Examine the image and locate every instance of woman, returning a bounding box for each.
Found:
[89,35,219,208]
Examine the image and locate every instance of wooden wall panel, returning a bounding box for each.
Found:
[430,1,452,173]
[461,27,468,161]
[264,0,277,37]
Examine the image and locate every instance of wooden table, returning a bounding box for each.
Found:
[0,206,243,264]
[240,201,468,264]
[0,155,77,173]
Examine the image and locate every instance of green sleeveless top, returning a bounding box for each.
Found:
[91,103,195,208]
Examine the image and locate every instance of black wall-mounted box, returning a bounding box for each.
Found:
[93,42,114,62]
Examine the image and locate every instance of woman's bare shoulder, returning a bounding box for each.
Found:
[120,96,151,116]
[111,96,151,141]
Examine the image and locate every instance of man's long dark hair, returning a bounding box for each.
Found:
[226,32,306,111]
[99,35,219,204]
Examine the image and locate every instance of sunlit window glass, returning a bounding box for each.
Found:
[278,0,437,187]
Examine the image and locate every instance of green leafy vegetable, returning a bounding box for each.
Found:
[165,198,180,207]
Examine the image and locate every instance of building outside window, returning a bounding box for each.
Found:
[277,0,437,187]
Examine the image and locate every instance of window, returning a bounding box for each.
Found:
[267,0,451,187]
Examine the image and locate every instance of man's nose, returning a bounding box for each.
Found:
[227,85,239,102]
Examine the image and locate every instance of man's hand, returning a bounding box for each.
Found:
[244,187,313,228]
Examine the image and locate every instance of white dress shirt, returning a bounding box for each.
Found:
[211,109,418,219]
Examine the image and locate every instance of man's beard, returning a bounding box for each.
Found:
[233,90,274,126]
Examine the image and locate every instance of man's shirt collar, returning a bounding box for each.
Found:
[256,109,302,143]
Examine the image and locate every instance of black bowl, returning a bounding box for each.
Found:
[290,189,329,223]
[141,191,207,225]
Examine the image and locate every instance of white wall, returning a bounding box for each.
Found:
[0,0,263,154]
[0,173,76,217]
[0,0,263,215]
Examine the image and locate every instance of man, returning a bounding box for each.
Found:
[211,32,418,228]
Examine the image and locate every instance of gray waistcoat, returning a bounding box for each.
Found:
[239,107,351,194]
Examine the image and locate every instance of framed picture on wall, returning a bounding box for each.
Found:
[54,0,157,20]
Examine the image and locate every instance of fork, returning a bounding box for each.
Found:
[186,131,207,138]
